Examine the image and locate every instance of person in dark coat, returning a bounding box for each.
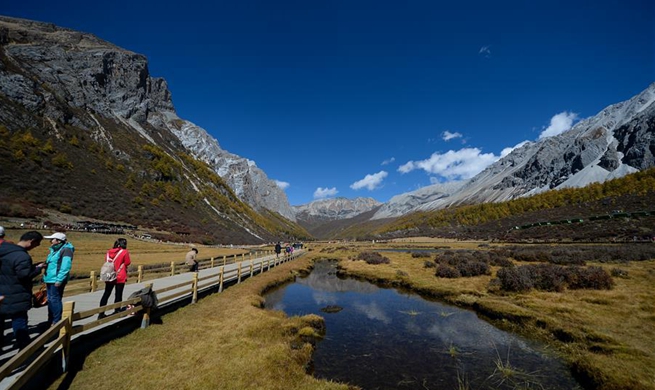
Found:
[0,231,45,349]
[274,242,282,258]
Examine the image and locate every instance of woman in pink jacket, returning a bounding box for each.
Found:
[98,238,131,319]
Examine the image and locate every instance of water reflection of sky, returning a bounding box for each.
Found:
[264,261,581,390]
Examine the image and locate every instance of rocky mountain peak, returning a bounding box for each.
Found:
[372,83,655,219]
[293,197,382,221]
[0,15,294,221]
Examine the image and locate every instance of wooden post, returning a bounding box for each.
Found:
[237,262,242,283]
[223,255,226,266]
[241,253,245,262]
[171,261,175,276]
[250,259,254,276]
[137,265,143,283]
[61,301,75,372]
[218,267,224,292]
[211,257,215,268]
[90,271,96,292]
[141,283,153,329]
[192,272,199,304]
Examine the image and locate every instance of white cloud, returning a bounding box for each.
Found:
[538,111,578,139]
[442,130,463,141]
[479,45,491,57]
[398,148,498,180]
[381,157,396,166]
[314,187,338,199]
[274,180,290,190]
[350,171,388,191]
[500,141,530,158]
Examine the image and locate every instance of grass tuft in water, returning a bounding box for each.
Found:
[487,343,545,390]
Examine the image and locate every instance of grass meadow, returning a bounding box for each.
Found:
[42,238,655,390]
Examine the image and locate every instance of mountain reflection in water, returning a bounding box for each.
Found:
[265,260,581,390]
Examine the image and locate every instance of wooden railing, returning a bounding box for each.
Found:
[0,250,302,389]
[58,250,275,296]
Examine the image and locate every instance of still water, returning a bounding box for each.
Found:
[265,260,580,390]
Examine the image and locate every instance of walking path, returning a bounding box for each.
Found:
[0,251,301,389]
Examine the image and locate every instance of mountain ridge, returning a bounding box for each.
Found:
[0,15,304,243]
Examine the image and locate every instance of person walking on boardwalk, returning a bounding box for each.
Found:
[0,231,45,349]
[274,242,282,258]
[42,232,74,326]
[98,238,132,319]
[185,248,199,272]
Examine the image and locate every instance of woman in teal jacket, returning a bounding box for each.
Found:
[43,232,74,325]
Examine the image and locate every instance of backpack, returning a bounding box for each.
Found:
[100,249,123,282]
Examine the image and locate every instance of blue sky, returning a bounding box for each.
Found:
[3,1,654,206]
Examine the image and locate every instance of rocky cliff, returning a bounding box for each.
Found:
[0,16,304,242]
[0,16,295,221]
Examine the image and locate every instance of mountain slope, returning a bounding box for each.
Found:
[372,83,655,219]
[0,16,304,243]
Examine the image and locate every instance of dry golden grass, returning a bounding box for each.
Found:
[48,255,354,390]
[7,229,249,275]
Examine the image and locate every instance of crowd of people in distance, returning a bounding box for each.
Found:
[274,241,303,258]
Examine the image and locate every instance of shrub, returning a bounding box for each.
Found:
[52,153,73,169]
[495,264,614,292]
[496,267,533,292]
[456,260,490,277]
[356,251,390,265]
[411,251,431,258]
[487,251,514,267]
[436,264,461,278]
[568,266,614,290]
[528,264,568,292]
[423,261,436,268]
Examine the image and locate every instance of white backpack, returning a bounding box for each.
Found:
[100,249,124,282]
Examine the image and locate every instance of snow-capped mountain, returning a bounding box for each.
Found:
[371,83,655,219]
[293,197,382,222]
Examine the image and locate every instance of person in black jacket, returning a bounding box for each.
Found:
[274,242,282,258]
[0,231,45,349]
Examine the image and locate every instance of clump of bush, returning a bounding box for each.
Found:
[356,251,390,265]
[436,264,461,278]
[494,264,613,292]
[411,251,432,258]
[433,250,493,278]
[504,244,655,264]
[423,260,436,268]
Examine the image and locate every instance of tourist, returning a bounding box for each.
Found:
[274,242,282,258]
[43,232,74,325]
[185,248,199,272]
[0,231,45,349]
[98,238,132,319]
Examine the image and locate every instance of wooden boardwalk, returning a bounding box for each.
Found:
[0,251,302,389]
